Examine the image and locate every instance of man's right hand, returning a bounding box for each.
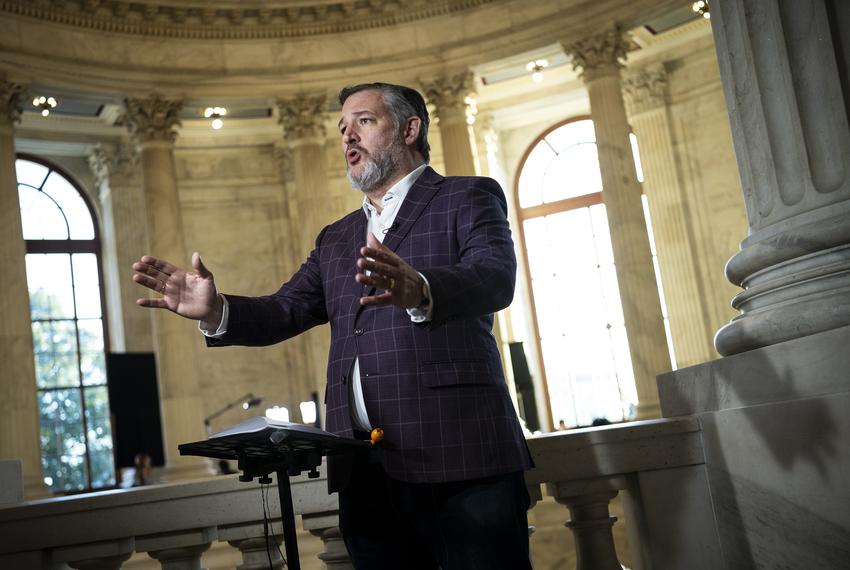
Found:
[132,252,222,327]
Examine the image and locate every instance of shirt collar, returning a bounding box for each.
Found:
[361,163,428,216]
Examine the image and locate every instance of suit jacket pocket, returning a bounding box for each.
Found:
[420,359,495,388]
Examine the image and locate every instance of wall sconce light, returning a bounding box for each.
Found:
[204,106,227,129]
[526,59,549,83]
[33,96,58,116]
[692,1,710,19]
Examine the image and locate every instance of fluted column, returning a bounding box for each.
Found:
[623,64,715,367]
[276,93,333,409]
[421,70,477,176]
[124,94,208,478]
[710,0,850,355]
[89,143,153,353]
[0,77,47,498]
[564,28,671,419]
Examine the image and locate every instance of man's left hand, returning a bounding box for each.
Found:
[356,233,424,308]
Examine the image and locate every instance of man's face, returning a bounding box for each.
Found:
[339,89,404,193]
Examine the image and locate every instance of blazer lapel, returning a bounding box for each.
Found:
[381,166,443,253]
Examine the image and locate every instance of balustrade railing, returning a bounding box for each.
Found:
[0,417,707,570]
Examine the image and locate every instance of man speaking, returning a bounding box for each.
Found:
[133,82,533,569]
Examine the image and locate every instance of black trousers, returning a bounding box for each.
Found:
[337,450,533,570]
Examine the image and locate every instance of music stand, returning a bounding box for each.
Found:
[179,417,370,570]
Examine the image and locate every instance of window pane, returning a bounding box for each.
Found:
[84,386,115,487]
[32,320,80,389]
[39,389,88,492]
[544,120,596,152]
[72,254,102,319]
[541,143,602,203]
[16,159,49,188]
[78,319,106,386]
[27,254,75,319]
[19,185,69,240]
[518,142,556,208]
[42,171,95,239]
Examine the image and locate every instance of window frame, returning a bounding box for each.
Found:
[18,153,115,494]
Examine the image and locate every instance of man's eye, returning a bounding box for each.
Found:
[360,117,371,124]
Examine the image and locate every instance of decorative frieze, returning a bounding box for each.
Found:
[564,26,629,80]
[276,94,327,142]
[124,95,183,144]
[0,0,497,40]
[0,79,26,125]
[622,63,668,115]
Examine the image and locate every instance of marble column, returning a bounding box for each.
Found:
[124,94,209,478]
[421,70,478,176]
[564,28,671,419]
[276,93,332,408]
[0,78,47,498]
[88,143,153,353]
[622,64,716,367]
[710,0,850,355]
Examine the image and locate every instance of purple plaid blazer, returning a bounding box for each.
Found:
[208,167,532,484]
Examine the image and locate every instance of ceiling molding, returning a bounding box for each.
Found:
[0,0,497,40]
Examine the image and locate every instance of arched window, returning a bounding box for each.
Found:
[16,156,115,492]
[515,119,674,428]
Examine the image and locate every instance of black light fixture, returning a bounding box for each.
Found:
[692,1,710,19]
[32,95,58,116]
[204,392,264,433]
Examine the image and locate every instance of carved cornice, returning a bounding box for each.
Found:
[622,63,668,115]
[88,142,139,187]
[420,70,476,124]
[564,26,629,80]
[276,94,327,141]
[0,79,26,125]
[0,0,497,40]
[124,95,183,144]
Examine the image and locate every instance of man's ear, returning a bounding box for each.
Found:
[403,116,421,146]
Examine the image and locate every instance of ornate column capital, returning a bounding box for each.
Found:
[421,70,477,125]
[88,142,139,189]
[276,93,327,143]
[564,26,629,81]
[123,94,183,144]
[0,79,26,126]
[622,63,669,115]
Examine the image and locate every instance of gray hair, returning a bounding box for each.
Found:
[338,82,430,163]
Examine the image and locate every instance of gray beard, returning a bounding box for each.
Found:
[347,146,401,193]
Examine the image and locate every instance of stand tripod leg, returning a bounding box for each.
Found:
[276,469,301,570]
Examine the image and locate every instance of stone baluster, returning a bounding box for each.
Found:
[124,94,209,479]
[421,70,477,176]
[0,77,47,499]
[138,527,217,570]
[548,482,623,570]
[220,521,285,570]
[302,511,353,569]
[52,538,134,570]
[622,63,716,367]
[88,142,153,353]
[709,0,850,354]
[564,27,672,419]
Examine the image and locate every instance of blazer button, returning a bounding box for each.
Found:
[354,328,364,336]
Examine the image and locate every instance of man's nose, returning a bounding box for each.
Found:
[342,127,358,144]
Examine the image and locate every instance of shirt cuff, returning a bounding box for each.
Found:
[199,294,229,338]
[407,273,433,323]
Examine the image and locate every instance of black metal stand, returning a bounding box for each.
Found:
[178,418,370,570]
